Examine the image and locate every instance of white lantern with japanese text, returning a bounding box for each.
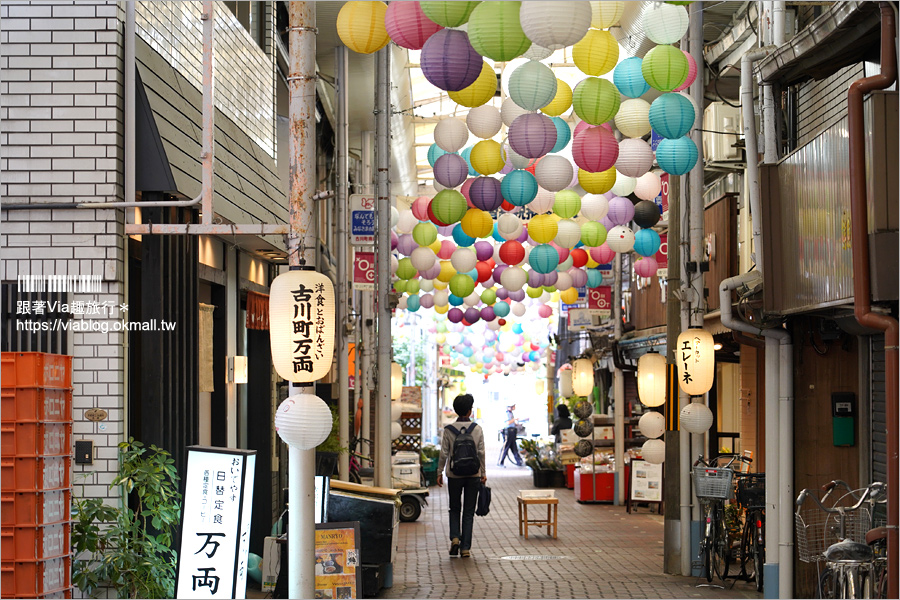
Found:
[675,328,714,396]
[637,352,666,407]
[572,358,593,397]
[269,270,335,382]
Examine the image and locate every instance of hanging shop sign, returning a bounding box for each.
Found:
[175,447,256,599]
[655,233,668,278]
[353,251,375,291]
[269,270,335,382]
[587,286,612,319]
[350,194,375,246]
[315,522,362,599]
[676,328,715,396]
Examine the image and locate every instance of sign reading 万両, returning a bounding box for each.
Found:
[350,195,375,245]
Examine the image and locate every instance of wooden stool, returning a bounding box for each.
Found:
[517,495,559,539]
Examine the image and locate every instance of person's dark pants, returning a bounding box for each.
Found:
[499,426,523,465]
[447,476,480,551]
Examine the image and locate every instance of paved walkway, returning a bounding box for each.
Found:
[381,441,762,599]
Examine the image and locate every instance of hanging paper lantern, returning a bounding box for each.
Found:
[641,439,666,464]
[551,241,570,263]
[337,1,390,55]
[410,246,437,272]
[412,222,438,247]
[450,247,478,274]
[580,193,609,221]
[467,105,502,139]
[528,214,558,244]
[571,126,618,173]
[637,352,667,407]
[615,99,651,139]
[534,155,574,192]
[411,196,432,221]
[572,28,618,76]
[467,0,531,61]
[522,42,553,61]
[508,113,557,159]
[529,187,555,213]
[606,225,635,253]
[427,143,448,167]
[591,0,624,28]
[572,77,621,125]
[634,172,662,202]
[634,256,659,277]
[607,196,635,226]
[586,269,603,287]
[634,200,661,229]
[396,258,417,280]
[519,1,592,50]
[541,79,573,117]
[500,266,528,291]
[420,29,483,91]
[559,286,578,305]
[642,44,689,92]
[573,119,595,138]
[431,189,468,224]
[501,97,531,128]
[649,93,695,139]
[275,394,333,450]
[676,328,715,396]
[674,50,698,92]
[459,146,478,177]
[470,140,505,175]
[656,136,698,175]
[613,57,650,99]
[433,152,469,188]
[681,402,713,434]
[550,117,572,153]
[643,3,690,45]
[580,221,607,247]
[578,167,616,194]
[419,1,480,27]
[384,1,443,50]
[406,295,421,312]
[570,248,588,268]
[453,222,477,246]
[615,139,654,178]
[590,243,615,265]
[497,213,523,241]
[270,271,335,382]
[499,240,526,266]
[500,169,538,207]
[449,61,498,108]
[468,176,503,211]
[611,171,637,197]
[509,60,558,111]
[552,190,581,218]
[538,304,553,318]
[554,218,581,248]
[449,273,476,298]
[396,233,416,256]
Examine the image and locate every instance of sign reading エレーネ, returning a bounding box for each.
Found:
[350,194,375,246]
[176,447,256,599]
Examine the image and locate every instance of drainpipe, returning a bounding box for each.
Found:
[741,47,774,269]
[849,5,898,597]
[335,45,350,482]
[613,254,624,505]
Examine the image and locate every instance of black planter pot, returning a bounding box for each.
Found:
[315,451,338,476]
[532,468,551,488]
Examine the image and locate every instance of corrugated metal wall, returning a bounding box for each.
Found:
[796,63,865,147]
[871,335,887,486]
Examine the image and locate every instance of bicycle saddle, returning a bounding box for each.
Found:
[823,539,874,562]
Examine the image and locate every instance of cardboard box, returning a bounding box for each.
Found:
[262,536,280,591]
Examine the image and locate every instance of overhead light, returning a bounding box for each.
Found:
[713,343,723,351]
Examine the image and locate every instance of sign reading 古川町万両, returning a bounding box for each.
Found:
[269,270,335,383]
[175,447,256,599]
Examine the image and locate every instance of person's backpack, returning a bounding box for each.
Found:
[475,483,491,517]
[445,423,480,477]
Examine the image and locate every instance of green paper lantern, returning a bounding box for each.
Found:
[641,44,689,93]
[481,288,497,305]
[526,286,543,299]
[580,221,608,247]
[552,190,581,219]
[406,279,421,296]
[508,60,557,111]
[396,258,417,280]
[419,1,480,27]
[394,279,408,294]
[412,221,438,247]
[431,189,468,224]
[467,1,531,62]
[572,77,621,126]
[449,273,476,297]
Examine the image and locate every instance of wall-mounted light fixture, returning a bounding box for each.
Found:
[227,356,248,384]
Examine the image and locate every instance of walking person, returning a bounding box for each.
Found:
[498,404,524,467]
[437,394,486,558]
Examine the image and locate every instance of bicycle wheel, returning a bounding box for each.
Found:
[753,524,765,593]
[700,504,714,582]
[712,507,731,581]
[819,567,835,599]
[740,518,756,580]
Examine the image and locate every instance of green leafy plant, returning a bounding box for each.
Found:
[316,402,346,454]
[421,442,440,462]
[724,501,743,545]
[72,438,182,599]
[520,439,563,471]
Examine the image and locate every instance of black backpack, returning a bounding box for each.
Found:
[445,423,480,477]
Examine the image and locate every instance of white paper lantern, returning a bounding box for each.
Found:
[637,352,667,407]
[519,1,592,50]
[512,302,527,317]
[508,60,558,111]
[498,213,523,241]
[434,117,469,153]
[554,218,582,248]
[634,171,662,201]
[270,270,335,383]
[572,357,594,396]
[420,279,435,293]
[643,3,690,45]
[606,225,635,253]
[530,187,556,213]
[391,361,403,399]
[680,401,713,434]
[500,266,528,291]
[410,246,437,272]
[554,271,573,291]
[390,254,399,275]
[391,421,403,440]
[676,328,715,396]
[522,42,553,61]
[505,144,534,170]
[450,247,477,273]
[464,293,481,307]
[432,180,447,192]
[391,400,403,421]
[395,209,418,234]
[434,289,449,306]
[610,171,637,197]
[467,105,503,139]
[502,97,531,127]
[615,139,655,178]
[559,368,574,397]
[275,394,333,450]
[390,206,399,228]
[535,155,574,192]
[580,193,609,221]
[641,439,666,464]
[615,98,651,139]
[638,411,666,439]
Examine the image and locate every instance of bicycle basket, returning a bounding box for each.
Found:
[692,466,735,500]
[795,505,872,563]
[737,473,766,509]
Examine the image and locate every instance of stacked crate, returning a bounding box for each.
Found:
[1,352,73,599]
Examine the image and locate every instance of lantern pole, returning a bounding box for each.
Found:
[613,253,625,505]
[288,3,317,598]
[336,45,350,482]
[374,45,393,488]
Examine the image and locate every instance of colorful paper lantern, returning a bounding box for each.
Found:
[649,93,695,139]
[611,171,637,197]
[554,218,582,248]
[497,213,523,241]
[529,186,555,213]
[470,140,505,175]
[410,246,437,272]
[591,0,624,28]
[528,214,558,244]
[431,189,468,224]
[633,200,661,228]
[607,196,635,226]
[466,105,502,139]
[642,44,689,92]
[570,248,588,268]
[572,77,621,125]
[337,1,390,55]
[275,394,333,450]
[615,138,655,178]
[500,266,528,291]
[634,256,659,277]
[509,60,558,111]
[270,270,334,382]
[450,247,477,273]
[614,57,650,98]
[535,155,574,192]
[527,244,557,274]
[643,3,690,45]
[508,113,557,159]
[468,176,503,211]
[501,169,538,207]
[499,240,525,266]
[578,168,616,194]
[580,193,609,221]
[449,61,498,108]
[634,172,662,201]
[460,146,478,177]
[580,221,607,247]
[384,1,443,50]
[606,225,635,253]
[420,29,483,91]
[656,136,698,175]
[419,1,480,27]
[552,189,581,218]
[427,143,448,168]
[501,97,531,128]
[572,126,618,173]
[572,28,618,76]
[590,243,615,265]
[433,152,469,188]
[453,221,477,245]
[449,273,476,298]
[680,402,713,434]
[541,79,573,117]
[519,1,592,50]
[467,0,531,61]
[412,222,438,247]
[550,117,571,153]
[615,99,651,139]
[674,49,698,92]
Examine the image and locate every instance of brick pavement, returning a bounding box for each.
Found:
[381,440,762,600]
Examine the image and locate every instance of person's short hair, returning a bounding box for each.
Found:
[557,404,570,419]
[454,394,474,416]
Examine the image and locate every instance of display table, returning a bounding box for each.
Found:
[516,493,558,539]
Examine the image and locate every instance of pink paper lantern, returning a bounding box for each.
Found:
[538,304,553,318]
[385,1,443,50]
[460,177,476,206]
[634,256,659,278]
[567,267,588,288]
[572,126,619,173]
[549,240,570,263]
[590,243,615,264]
[674,50,697,92]
[573,120,595,138]
[438,239,457,259]
[412,196,431,220]
[419,294,435,309]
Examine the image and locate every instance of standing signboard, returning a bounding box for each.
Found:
[627,459,663,514]
[350,195,375,246]
[315,522,362,599]
[176,447,256,599]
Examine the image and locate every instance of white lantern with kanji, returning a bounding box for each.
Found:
[270,269,335,382]
[675,328,715,396]
[572,358,594,397]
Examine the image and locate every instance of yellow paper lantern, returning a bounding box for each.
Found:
[470,140,504,175]
[528,214,559,244]
[460,208,494,239]
[637,352,667,407]
[436,260,456,283]
[676,328,715,396]
[572,29,619,77]
[433,279,448,290]
[269,270,335,382]
[572,358,594,396]
[591,1,625,28]
[560,287,579,305]
[540,79,573,116]
[337,1,390,55]
[448,61,498,108]
[435,303,449,314]
[428,239,442,254]
[578,167,616,194]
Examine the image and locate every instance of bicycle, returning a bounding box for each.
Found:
[795,480,887,598]
[736,472,766,592]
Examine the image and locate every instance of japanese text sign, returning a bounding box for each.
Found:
[353,251,375,291]
[350,194,375,245]
[676,328,715,396]
[315,522,362,599]
[269,270,335,383]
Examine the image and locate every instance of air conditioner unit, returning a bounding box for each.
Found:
[703,102,743,162]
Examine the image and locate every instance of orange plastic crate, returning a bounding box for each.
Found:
[1,423,71,457]
[1,388,72,423]
[0,353,72,389]
[17,588,72,599]
[1,457,71,492]
[1,491,70,527]
[1,523,70,561]
[0,556,71,598]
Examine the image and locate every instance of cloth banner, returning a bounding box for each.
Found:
[246,290,270,330]
[199,303,215,393]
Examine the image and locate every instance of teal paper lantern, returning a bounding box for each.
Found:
[460,146,478,177]
[501,169,538,207]
[491,222,504,243]
[587,269,603,288]
[428,143,448,168]
[530,243,560,274]
[614,57,650,98]
[509,60,557,111]
[452,223,476,247]
[467,1,531,62]
[448,293,464,306]
[649,93,695,139]
[550,117,571,153]
[406,295,421,312]
[656,136,698,175]
[572,77,621,126]
[494,301,511,317]
[633,228,661,257]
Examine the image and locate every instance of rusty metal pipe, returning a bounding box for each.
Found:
[848,4,898,598]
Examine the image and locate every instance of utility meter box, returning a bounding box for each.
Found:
[831,392,856,446]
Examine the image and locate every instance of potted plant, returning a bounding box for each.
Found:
[521,439,565,487]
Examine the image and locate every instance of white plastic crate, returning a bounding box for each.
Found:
[391,463,421,489]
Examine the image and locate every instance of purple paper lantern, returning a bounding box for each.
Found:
[607,196,635,226]
[433,153,468,188]
[420,263,441,279]
[480,306,496,322]
[528,270,545,287]
[567,267,588,288]
[420,29,483,92]
[543,271,559,286]
[469,176,504,211]
[464,307,481,323]
[397,233,417,256]
[474,240,494,261]
[508,113,557,159]
[419,294,435,309]
[493,264,507,281]
[508,289,526,302]
[448,307,464,323]
[391,230,399,251]
[496,287,509,300]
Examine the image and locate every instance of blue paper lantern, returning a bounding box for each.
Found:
[501,169,538,207]
[529,350,539,361]
[462,346,474,357]
[460,146,478,177]
[452,223,476,247]
[449,293,464,306]
[494,301,511,317]
[587,269,603,288]
[529,243,560,274]
[649,93,695,139]
[613,57,650,98]
[633,228,662,257]
[513,323,523,334]
[656,136,698,175]
[407,295,421,312]
[428,143,448,168]
[491,223,504,243]
[550,116,572,153]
